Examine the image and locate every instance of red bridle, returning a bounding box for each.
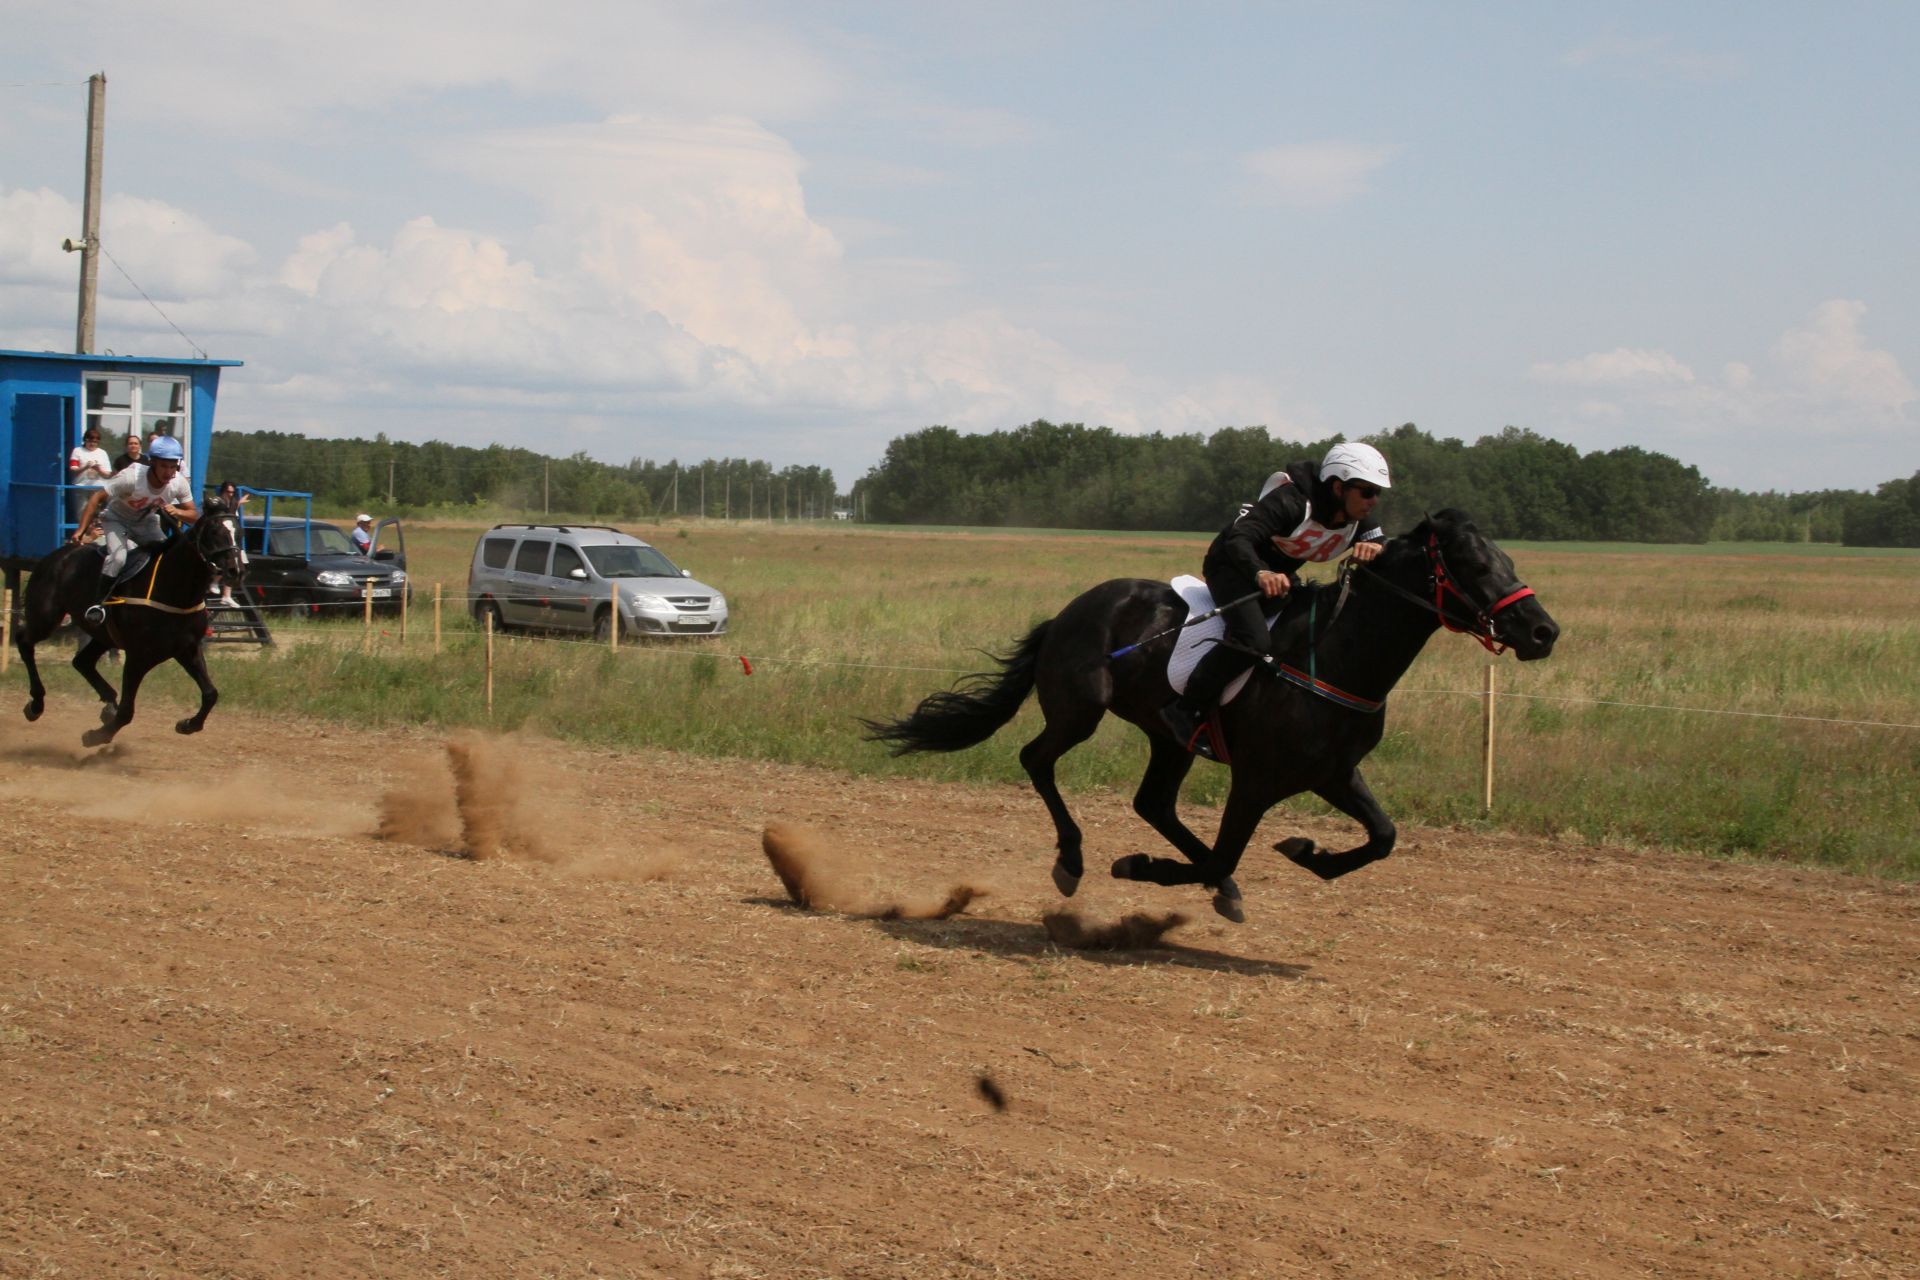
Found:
[1427,533,1536,655]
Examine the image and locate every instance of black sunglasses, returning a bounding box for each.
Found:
[1347,483,1381,500]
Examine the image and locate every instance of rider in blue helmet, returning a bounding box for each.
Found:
[71,433,199,626]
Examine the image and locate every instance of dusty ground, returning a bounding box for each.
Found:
[1,699,1915,1279]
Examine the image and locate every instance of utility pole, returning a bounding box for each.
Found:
[700,465,706,520]
[543,459,550,514]
[71,72,106,355]
[387,457,396,504]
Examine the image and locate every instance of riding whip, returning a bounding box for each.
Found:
[1107,589,1263,659]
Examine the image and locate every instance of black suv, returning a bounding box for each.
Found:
[238,516,412,616]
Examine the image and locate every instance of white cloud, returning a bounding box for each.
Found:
[13,1,839,136]
[1529,347,1696,386]
[1520,299,1912,479]
[0,187,82,286]
[1769,299,1917,413]
[1240,142,1398,210]
[1562,35,1745,82]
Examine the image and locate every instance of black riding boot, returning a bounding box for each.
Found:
[1161,646,1248,760]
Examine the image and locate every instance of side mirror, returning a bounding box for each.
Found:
[372,550,395,562]
[569,567,589,580]
[681,568,692,577]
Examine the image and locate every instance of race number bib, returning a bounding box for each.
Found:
[1271,525,1355,562]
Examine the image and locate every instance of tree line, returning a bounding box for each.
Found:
[205,430,837,523]
[204,422,1919,546]
[849,420,1920,546]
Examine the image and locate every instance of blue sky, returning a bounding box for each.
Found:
[3,2,1915,495]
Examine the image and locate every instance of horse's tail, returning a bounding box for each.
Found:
[861,620,1050,755]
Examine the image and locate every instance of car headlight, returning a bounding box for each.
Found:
[625,593,668,611]
[316,570,353,587]
[390,571,408,585]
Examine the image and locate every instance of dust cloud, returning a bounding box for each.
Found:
[377,733,682,881]
[761,821,985,920]
[1042,909,1189,951]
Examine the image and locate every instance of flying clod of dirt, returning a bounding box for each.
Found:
[761,822,985,919]
[1043,909,1189,951]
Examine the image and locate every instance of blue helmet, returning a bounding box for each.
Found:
[147,435,184,462]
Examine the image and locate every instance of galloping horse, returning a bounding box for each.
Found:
[863,509,1559,923]
[16,499,245,747]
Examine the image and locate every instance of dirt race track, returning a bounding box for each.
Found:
[2,702,1916,1279]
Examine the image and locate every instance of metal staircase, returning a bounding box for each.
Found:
[205,587,273,645]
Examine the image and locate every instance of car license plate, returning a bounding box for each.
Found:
[370,587,392,599]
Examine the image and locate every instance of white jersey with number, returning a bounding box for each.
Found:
[99,464,192,527]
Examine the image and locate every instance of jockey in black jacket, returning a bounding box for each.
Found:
[1160,441,1392,758]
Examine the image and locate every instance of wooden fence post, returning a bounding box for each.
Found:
[362,581,373,652]
[1,588,10,674]
[484,607,494,716]
[610,580,619,651]
[400,577,409,645]
[1481,665,1497,813]
[434,583,442,655]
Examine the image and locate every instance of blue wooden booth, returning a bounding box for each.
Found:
[1,348,243,592]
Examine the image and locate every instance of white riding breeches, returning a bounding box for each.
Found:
[100,511,164,577]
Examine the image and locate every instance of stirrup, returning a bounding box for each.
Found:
[1159,702,1221,762]
[83,603,108,626]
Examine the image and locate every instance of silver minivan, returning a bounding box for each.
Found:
[467,524,729,639]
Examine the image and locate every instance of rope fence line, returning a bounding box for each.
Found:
[209,582,1920,735]
[12,579,1911,817]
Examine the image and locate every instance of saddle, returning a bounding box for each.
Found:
[1162,576,1292,705]
[83,540,160,592]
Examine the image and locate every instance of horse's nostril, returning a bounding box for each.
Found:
[1535,624,1558,645]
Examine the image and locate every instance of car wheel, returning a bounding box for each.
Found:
[593,608,618,643]
[479,599,508,634]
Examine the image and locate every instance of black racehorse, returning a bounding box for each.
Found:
[16,499,245,747]
[863,509,1559,923]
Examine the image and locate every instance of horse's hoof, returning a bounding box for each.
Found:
[1110,853,1150,881]
[1050,861,1081,897]
[1275,837,1317,867]
[1210,878,1246,924]
[24,701,43,723]
[80,727,111,748]
[174,718,202,735]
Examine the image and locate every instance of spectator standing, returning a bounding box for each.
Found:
[351,512,375,555]
[209,481,250,606]
[66,428,113,531]
[110,431,143,476]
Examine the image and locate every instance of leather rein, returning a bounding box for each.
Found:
[1347,531,1536,656]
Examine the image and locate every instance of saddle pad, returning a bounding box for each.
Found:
[1162,576,1282,705]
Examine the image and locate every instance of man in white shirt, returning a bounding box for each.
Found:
[70,434,198,625]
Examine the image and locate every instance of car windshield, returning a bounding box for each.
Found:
[268,524,356,557]
[584,544,681,578]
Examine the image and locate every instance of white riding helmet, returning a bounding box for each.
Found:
[1320,441,1391,490]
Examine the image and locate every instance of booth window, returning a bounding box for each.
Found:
[85,374,190,459]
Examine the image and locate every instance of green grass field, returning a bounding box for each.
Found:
[13,513,1919,876]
